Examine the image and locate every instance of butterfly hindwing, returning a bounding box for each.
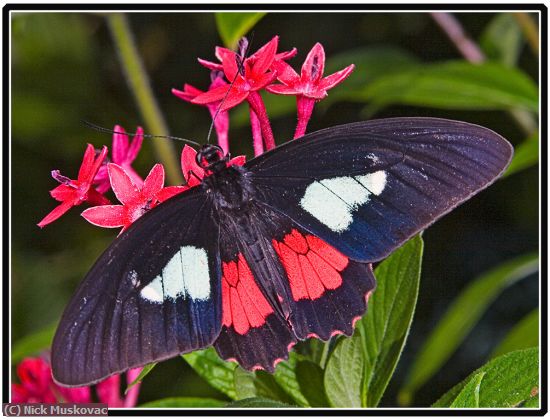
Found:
[51,189,222,386]
[213,201,376,372]
[247,118,513,262]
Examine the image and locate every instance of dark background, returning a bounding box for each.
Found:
[11,12,539,407]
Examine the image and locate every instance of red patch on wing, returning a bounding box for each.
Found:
[221,254,273,335]
[273,229,349,301]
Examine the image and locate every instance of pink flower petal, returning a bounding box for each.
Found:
[141,164,165,199]
[266,84,301,96]
[59,386,91,404]
[251,72,278,91]
[112,125,129,164]
[275,47,298,61]
[229,155,246,166]
[301,43,326,83]
[251,36,278,76]
[172,84,204,102]
[96,375,124,407]
[180,145,205,186]
[191,85,232,105]
[108,163,139,205]
[81,205,125,228]
[124,368,143,408]
[197,57,223,71]
[221,50,239,82]
[77,144,97,181]
[38,200,75,228]
[50,184,76,202]
[318,64,355,91]
[126,127,143,163]
[270,59,300,85]
[86,188,111,206]
[87,146,109,183]
[157,185,188,202]
[219,89,249,111]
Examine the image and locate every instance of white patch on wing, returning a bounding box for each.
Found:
[140,245,211,303]
[356,170,387,196]
[140,276,163,302]
[180,246,211,300]
[300,170,387,233]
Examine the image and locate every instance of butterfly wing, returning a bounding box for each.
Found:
[213,200,376,371]
[51,189,222,387]
[246,117,513,262]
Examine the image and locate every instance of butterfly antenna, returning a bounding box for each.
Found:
[205,32,255,145]
[81,120,202,148]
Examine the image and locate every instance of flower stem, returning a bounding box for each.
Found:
[107,13,183,185]
[294,96,316,139]
[249,108,264,157]
[247,91,276,150]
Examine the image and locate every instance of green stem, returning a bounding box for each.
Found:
[107,13,182,185]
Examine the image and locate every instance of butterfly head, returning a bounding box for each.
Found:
[196,144,229,174]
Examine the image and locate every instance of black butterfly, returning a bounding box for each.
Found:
[51,117,513,386]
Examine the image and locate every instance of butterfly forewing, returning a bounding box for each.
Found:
[51,189,222,386]
[247,118,513,261]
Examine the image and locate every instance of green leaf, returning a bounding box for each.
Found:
[490,309,539,359]
[125,363,156,394]
[433,347,539,408]
[522,394,540,408]
[400,253,539,405]
[480,13,524,66]
[140,397,226,408]
[503,132,539,177]
[358,61,538,113]
[359,235,424,407]
[215,13,266,49]
[226,397,296,408]
[11,324,56,364]
[450,371,486,408]
[295,360,329,407]
[324,236,423,408]
[322,46,420,105]
[234,367,294,404]
[273,353,310,407]
[273,352,329,407]
[183,348,237,399]
[324,335,364,407]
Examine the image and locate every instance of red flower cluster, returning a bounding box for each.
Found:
[39,36,353,231]
[12,357,141,407]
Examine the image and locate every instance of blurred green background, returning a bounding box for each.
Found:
[11,11,539,407]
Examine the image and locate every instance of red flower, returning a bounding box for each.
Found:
[191,36,280,111]
[82,163,166,233]
[11,356,141,407]
[156,145,246,203]
[94,125,144,194]
[11,357,90,404]
[38,144,110,228]
[172,75,230,153]
[267,43,354,138]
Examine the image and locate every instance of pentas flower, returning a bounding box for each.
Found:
[156,145,246,202]
[94,125,144,194]
[82,163,168,234]
[11,357,142,407]
[267,43,355,138]
[172,73,230,154]
[192,36,283,151]
[38,144,110,228]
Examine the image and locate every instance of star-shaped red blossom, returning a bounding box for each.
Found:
[38,144,110,228]
[267,43,355,138]
[82,163,167,234]
[94,125,144,194]
[191,36,281,111]
[156,145,246,203]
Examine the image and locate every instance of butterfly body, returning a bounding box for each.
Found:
[51,118,513,386]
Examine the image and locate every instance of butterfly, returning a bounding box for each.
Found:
[51,117,513,386]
